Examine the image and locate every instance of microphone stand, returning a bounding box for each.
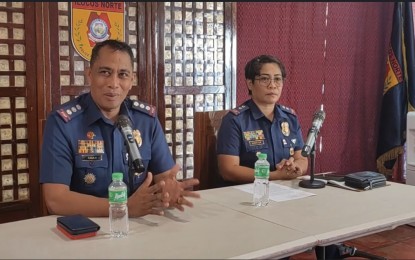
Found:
[299,129,326,189]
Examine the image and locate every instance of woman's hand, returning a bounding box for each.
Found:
[275,157,303,179]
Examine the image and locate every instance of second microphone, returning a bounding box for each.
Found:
[301,109,326,157]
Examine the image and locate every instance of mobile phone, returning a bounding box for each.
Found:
[56,214,100,239]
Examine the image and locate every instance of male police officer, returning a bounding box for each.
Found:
[40,39,199,217]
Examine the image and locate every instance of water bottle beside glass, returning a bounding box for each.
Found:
[108,172,129,238]
[253,152,270,207]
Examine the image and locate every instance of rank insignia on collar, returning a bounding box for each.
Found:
[133,129,142,147]
[281,121,290,136]
[84,172,96,185]
[57,109,71,122]
[87,131,95,140]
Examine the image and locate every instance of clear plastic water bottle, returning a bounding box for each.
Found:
[108,172,129,238]
[253,153,270,207]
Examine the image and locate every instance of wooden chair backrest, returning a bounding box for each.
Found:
[193,110,229,190]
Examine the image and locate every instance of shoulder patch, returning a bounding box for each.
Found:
[131,100,156,117]
[279,105,297,116]
[229,104,249,115]
[56,102,84,123]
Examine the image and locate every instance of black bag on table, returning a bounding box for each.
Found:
[344,171,387,190]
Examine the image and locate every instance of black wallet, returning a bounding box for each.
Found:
[344,171,387,190]
[57,214,100,237]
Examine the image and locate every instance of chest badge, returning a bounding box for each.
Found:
[281,121,290,136]
[84,172,96,185]
[243,130,265,146]
[289,147,294,156]
[87,131,95,139]
[133,129,142,147]
[78,139,105,154]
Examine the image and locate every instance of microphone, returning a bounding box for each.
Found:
[301,109,326,157]
[116,115,145,174]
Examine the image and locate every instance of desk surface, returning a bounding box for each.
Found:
[0,198,315,259]
[200,180,415,245]
[3,180,415,259]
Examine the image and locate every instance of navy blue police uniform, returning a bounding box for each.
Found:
[39,93,175,197]
[217,99,304,175]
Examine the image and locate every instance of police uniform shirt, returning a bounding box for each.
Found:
[216,99,304,171]
[39,93,175,198]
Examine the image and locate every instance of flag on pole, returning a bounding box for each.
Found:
[377,2,415,176]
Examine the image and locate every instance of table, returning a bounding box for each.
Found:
[0,198,316,259]
[200,180,415,246]
[3,180,415,259]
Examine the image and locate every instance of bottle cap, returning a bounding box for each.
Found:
[257,153,267,160]
[112,172,123,181]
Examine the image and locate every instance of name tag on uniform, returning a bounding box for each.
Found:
[81,155,103,161]
[243,130,265,146]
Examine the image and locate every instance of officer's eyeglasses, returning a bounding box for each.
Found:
[254,76,283,87]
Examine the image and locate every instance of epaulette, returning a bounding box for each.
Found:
[279,104,297,116]
[131,100,156,117]
[229,104,249,116]
[56,101,84,123]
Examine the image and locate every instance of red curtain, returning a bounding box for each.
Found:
[236,2,394,175]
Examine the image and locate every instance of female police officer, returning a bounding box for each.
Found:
[217,55,307,183]
[216,55,340,259]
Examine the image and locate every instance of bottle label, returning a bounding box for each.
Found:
[109,190,127,203]
[255,165,269,178]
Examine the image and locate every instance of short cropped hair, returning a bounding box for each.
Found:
[244,55,287,95]
[90,39,134,67]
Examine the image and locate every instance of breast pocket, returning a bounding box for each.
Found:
[73,155,109,196]
[123,144,151,165]
[122,144,151,188]
[124,144,152,189]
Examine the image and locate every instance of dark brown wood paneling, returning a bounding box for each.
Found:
[0,2,41,223]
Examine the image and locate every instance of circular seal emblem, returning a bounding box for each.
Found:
[89,18,108,41]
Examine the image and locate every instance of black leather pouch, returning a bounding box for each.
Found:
[344,171,387,190]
